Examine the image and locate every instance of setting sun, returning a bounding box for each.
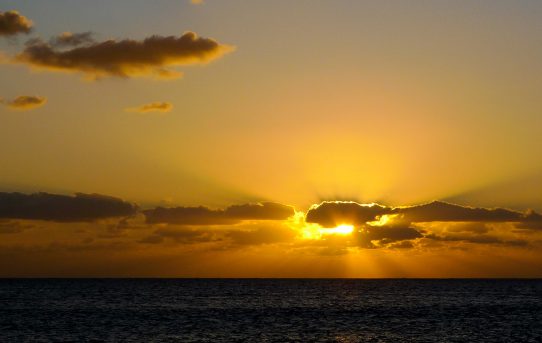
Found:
[320,224,354,236]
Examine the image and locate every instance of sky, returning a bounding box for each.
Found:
[0,0,541,277]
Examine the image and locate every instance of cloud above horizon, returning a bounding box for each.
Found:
[1,191,540,253]
[303,200,542,250]
[1,95,47,110]
[0,11,32,37]
[143,202,296,225]
[14,32,233,79]
[0,192,137,222]
[306,201,540,228]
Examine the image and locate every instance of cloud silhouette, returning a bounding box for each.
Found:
[0,11,32,37]
[399,201,527,223]
[49,32,95,47]
[306,200,541,227]
[425,233,528,247]
[125,101,173,113]
[306,201,389,227]
[15,32,233,79]
[0,192,137,222]
[1,95,47,110]
[140,221,296,247]
[361,225,423,245]
[144,202,295,225]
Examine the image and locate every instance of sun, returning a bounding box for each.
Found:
[320,224,354,236]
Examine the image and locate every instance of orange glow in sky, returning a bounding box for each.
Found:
[1,1,542,277]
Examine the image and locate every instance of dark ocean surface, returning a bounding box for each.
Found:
[1,279,541,342]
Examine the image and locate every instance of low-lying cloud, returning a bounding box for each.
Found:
[306,201,541,227]
[144,202,295,225]
[1,191,540,252]
[0,11,32,37]
[0,192,138,222]
[140,221,297,248]
[15,31,233,79]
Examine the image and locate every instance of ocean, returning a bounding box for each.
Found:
[1,279,541,342]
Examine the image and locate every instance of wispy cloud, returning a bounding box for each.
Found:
[49,31,95,47]
[125,101,173,113]
[1,95,47,110]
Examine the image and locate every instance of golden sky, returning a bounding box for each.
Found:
[1,1,541,277]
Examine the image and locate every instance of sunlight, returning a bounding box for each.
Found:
[294,212,355,240]
[367,214,398,227]
[320,224,354,236]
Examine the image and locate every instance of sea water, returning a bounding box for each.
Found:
[1,279,541,342]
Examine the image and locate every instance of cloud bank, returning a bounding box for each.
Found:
[304,200,542,249]
[306,201,539,227]
[1,191,540,252]
[0,192,138,222]
[144,202,295,225]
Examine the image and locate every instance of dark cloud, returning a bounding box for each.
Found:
[306,201,389,227]
[387,240,415,249]
[15,32,233,79]
[144,206,238,225]
[0,11,32,37]
[351,219,423,248]
[140,222,295,247]
[425,233,528,247]
[49,32,95,47]
[513,210,542,231]
[1,95,47,110]
[0,192,137,222]
[399,201,526,223]
[304,201,542,250]
[306,200,541,227]
[144,202,295,225]
[515,222,542,231]
[362,225,423,244]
